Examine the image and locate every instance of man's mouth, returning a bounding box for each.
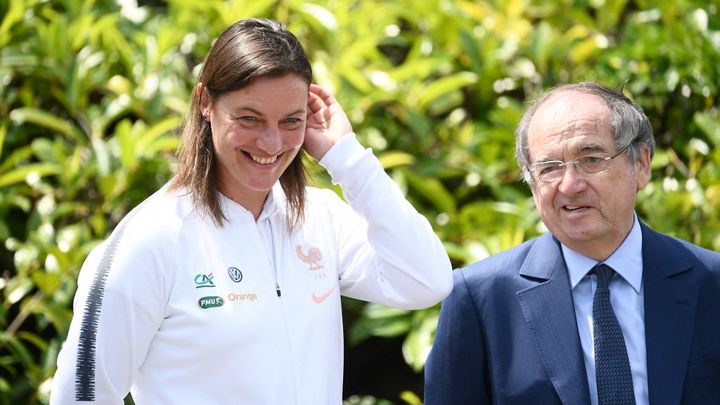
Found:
[563,205,589,212]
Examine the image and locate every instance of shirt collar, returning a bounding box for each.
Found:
[218,183,283,222]
[256,184,282,222]
[564,213,643,293]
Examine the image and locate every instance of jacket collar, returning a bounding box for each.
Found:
[640,224,698,405]
[516,232,592,405]
[257,183,284,222]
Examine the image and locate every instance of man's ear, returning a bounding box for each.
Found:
[636,144,652,191]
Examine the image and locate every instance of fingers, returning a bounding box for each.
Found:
[306,84,332,128]
[307,92,326,116]
[309,83,331,99]
[305,83,352,138]
[308,84,337,112]
[305,107,329,129]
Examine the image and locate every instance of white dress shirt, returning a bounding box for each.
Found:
[563,214,649,405]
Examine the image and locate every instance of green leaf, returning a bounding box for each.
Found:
[399,390,423,405]
[0,146,34,174]
[416,72,478,112]
[31,272,61,296]
[137,117,182,156]
[0,163,60,188]
[402,169,457,213]
[0,122,6,157]
[362,303,411,338]
[0,0,25,48]
[570,36,599,64]
[9,108,85,142]
[300,4,338,31]
[402,309,440,371]
[30,138,56,163]
[378,151,415,169]
[5,337,34,369]
[693,112,720,148]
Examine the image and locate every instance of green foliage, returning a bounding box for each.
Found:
[1,0,718,403]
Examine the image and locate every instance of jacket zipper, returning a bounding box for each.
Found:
[268,217,282,297]
[265,215,299,403]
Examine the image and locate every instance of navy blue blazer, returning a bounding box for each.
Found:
[425,224,720,405]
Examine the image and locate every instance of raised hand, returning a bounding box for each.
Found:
[304,84,354,160]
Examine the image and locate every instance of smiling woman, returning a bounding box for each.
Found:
[200,75,308,218]
[48,18,452,405]
[171,18,315,230]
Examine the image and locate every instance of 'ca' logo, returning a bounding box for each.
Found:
[194,273,215,288]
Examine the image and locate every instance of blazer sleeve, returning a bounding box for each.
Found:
[425,268,491,404]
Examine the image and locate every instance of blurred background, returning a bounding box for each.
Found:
[1,0,718,403]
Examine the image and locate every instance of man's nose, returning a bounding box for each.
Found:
[557,162,588,194]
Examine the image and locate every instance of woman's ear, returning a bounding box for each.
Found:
[197,82,210,118]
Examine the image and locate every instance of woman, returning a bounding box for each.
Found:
[51,18,452,404]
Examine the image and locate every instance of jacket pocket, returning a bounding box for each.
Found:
[686,353,720,382]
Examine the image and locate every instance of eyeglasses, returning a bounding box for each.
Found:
[527,142,633,183]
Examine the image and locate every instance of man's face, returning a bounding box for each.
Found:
[526,91,651,260]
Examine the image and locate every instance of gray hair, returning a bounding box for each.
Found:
[514,82,655,184]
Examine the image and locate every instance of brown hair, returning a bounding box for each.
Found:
[169,18,313,228]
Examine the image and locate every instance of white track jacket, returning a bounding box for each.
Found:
[50,135,453,404]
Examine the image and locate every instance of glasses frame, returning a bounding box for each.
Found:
[527,141,634,183]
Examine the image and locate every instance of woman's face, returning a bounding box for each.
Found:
[201,74,308,212]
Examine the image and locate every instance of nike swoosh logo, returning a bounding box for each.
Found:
[311,287,336,303]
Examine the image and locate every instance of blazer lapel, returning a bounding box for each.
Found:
[516,233,591,405]
[641,225,699,405]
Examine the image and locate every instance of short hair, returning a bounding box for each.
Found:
[514,82,655,184]
[170,18,313,228]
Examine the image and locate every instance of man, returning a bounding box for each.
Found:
[425,82,720,405]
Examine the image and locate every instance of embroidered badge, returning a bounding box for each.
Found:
[227,267,243,283]
[295,245,324,271]
[194,273,215,288]
[198,296,224,309]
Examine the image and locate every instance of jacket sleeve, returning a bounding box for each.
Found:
[424,269,491,404]
[319,134,452,309]
[50,219,168,404]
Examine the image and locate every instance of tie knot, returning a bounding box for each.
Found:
[593,263,615,286]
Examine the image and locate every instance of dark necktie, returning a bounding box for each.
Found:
[593,263,636,405]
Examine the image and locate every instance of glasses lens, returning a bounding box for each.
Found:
[576,155,610,174]
[530,143,633,183]
[533,162,563,182]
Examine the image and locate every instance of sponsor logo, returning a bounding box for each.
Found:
[311,287,336,304]
[227,292,258,302]
[296,245,324,272]
[194,273,215,288]
[198,296,224,309]
[227,267,243,283]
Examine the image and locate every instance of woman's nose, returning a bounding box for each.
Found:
[257,129,282,155]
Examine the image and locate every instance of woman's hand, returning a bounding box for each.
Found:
[304,84,353,160]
